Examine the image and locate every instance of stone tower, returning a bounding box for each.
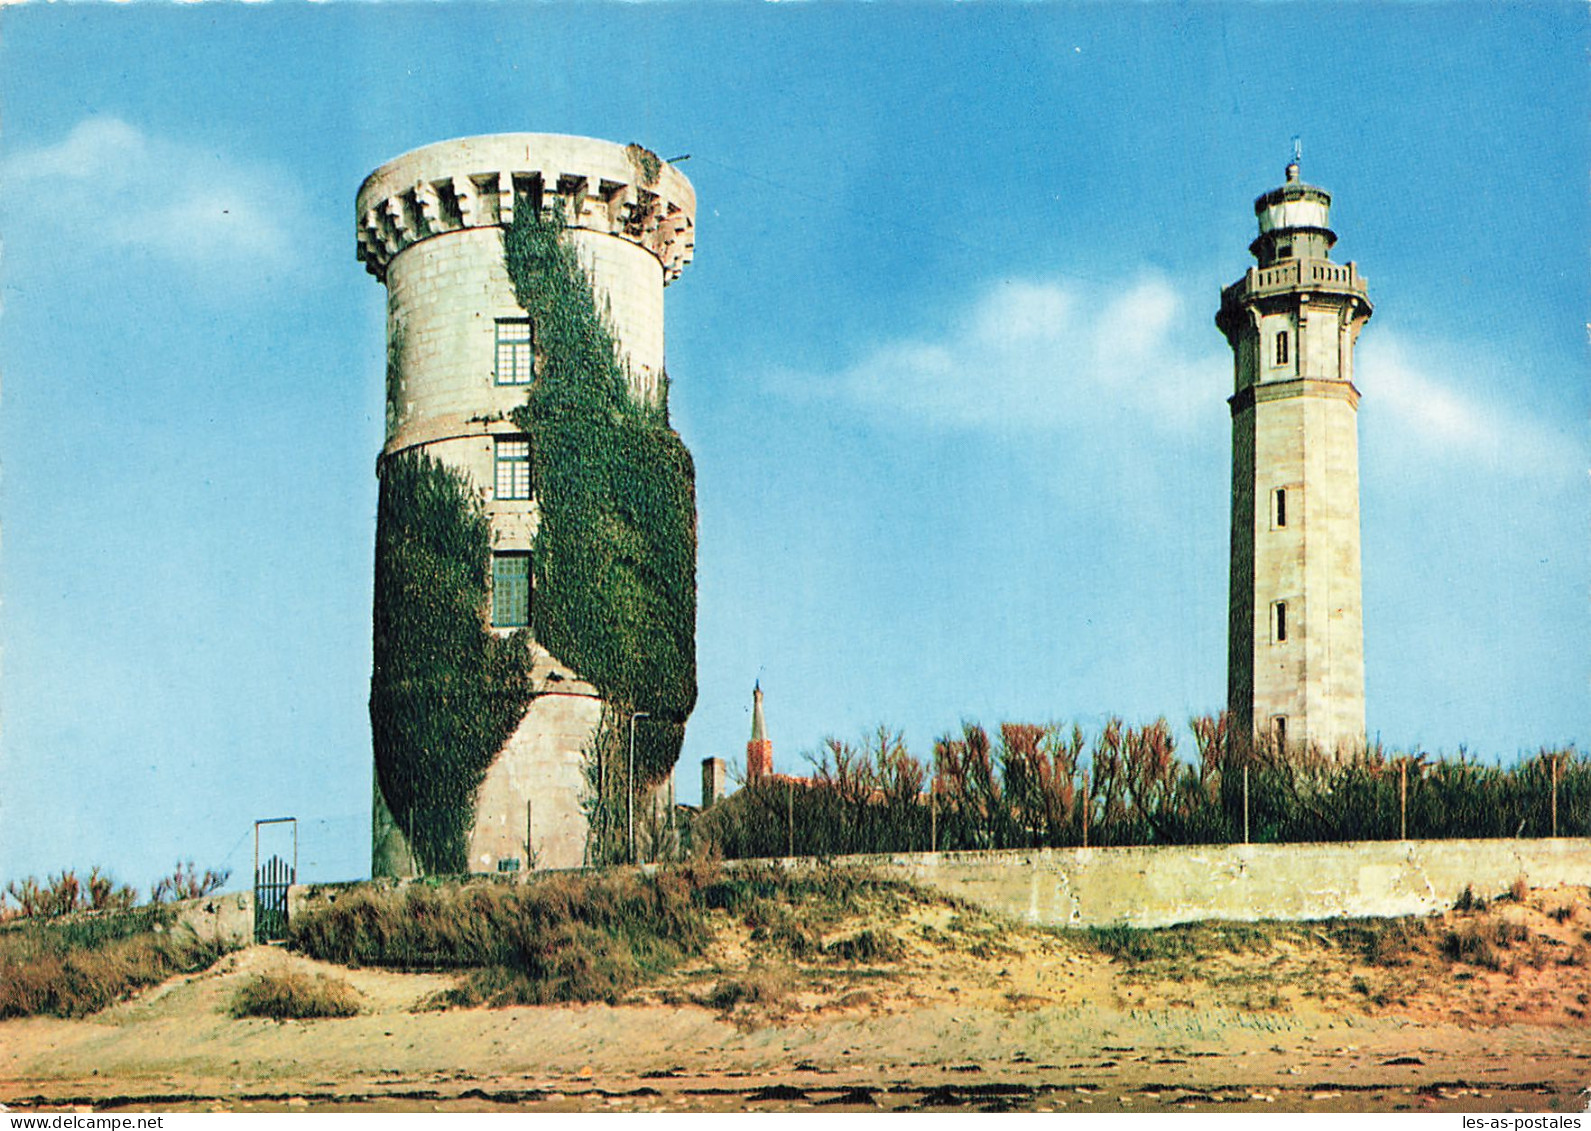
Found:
[1216,160,1372,755]
[700,757,727,808]
[746,682,773,781]
[357,134,696,874]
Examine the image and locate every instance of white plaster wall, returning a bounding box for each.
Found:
[757,838,1591,929]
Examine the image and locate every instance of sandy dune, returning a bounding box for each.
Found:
[3,884,1588,1113]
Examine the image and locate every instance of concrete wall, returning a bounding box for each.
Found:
[755,838,1591,929]
[0,893,259,950]
[171,891,255,945]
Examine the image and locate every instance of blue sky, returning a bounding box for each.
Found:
[1,3,1585,888]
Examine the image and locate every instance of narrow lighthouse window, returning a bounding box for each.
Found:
[1274,600,1289,643]
[1275,487,1287,528]
[1274,329,1289,366]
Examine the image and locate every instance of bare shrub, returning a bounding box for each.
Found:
[3,869,139,920]
[151,861,231,903]
[87,868,137,912]
[5,878,44,919]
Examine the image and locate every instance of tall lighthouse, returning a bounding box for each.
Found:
[1217,159,1373,755]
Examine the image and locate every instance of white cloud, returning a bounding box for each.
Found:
[777,271,1584,489]
[772,271,1230,439]
[1358,333,1584,484]
[1,116,303,273]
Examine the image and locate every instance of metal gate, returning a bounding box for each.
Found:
[253,817,298,944]
[253,854,294,943]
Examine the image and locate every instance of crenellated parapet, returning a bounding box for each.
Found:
[355,133,696,284]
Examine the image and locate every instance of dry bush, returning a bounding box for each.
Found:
[745,900,818,958]
[296,864,896,1009]
[1338,917,1433,967]
[1506,876,1530,904]
[3,869,138,920]
[823,928,905,963]
[231,971,362,1020]
[86,868,137,912]
[700,964,791,1010]
[295,864,917,1011]
[427,922,651,1008]
[151,861,231,904]
[1440,918,1527,972]
[0,909,227,1018]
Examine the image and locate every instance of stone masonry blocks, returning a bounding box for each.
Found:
[361,134,696,875]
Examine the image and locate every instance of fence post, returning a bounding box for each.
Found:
[1242,764,1250,846]
[1082,770,1090,849]
[1552,754,1559,838]
[786,778,794,857]
[1400,760,1408,841]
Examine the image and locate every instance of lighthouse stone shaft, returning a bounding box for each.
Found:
[1217,162,1372,756]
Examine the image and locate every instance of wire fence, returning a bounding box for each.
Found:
[691,718,1586,861]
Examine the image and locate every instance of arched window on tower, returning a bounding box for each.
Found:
[1274,329,1290,366]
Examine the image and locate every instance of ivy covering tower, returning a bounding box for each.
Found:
[356,134,698,875]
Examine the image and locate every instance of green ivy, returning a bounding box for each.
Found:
[503,198,698,792]
[369,195,696,875]
[625,142,662,187]
[370,451,538,875]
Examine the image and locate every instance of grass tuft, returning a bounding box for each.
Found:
[1439,918,1528,971]
[701,965,790,1010]
[823,929,905,963]
[230,971,362,1020]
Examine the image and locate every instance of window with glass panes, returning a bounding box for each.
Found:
[492,553,531,627]
[495,437,532,500]
[495,319,534,385]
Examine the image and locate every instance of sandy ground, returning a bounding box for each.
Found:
[3,884,1589,1113]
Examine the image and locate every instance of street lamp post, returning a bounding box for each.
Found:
[628,711,650,865]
